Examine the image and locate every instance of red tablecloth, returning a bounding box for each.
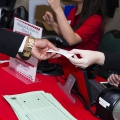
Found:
[0,62,106,120]
[0,54,9,60]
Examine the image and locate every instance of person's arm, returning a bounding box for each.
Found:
[102,52,120,74]
[68,49,105,68]
[43,11,61,35]
[50,22,61,35]
[47,0,81,46]
[107,74,120,87]
[46,0,102,46]
[0,28,24,57]
[68,49,120,73]
[55,9,81,46]
[23,37,59,60]
[0,28,59,60]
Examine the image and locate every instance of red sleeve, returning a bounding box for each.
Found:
[75,15,102,44]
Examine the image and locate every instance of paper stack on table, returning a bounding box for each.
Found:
[3,91,77,120]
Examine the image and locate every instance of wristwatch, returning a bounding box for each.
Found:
[18,36,35,60]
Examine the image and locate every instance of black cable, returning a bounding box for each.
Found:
[71,82,101,118]
[56,75,101,119]
[72,90,101,118]
[54,58,101,118]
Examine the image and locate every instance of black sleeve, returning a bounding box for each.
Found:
[102,52,120,74]
[0,28,25,58]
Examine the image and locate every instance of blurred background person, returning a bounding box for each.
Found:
[104,0,119,34]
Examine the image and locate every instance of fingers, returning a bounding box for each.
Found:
[69,55,78,63]
[46,11,52,16]
[36,39,58,51]
[39,52,57,60]
[68,49,82,55]
[68,55,87,68]
[69,55,83,64]
[47,0,56,4]
[51,53,61,59]
[107,74,120,87]
[32,39,59,60]
[46,0,61,12]
[46,40,58,51]
[43,12,50,21]
[46,0,51,4]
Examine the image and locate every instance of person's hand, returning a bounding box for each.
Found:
[31,39,60,60]
[68,49,105,68]
[43,11,55,27]
[107,74,120,87]
[46,0,62,13]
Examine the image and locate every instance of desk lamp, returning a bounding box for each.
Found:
[37,35,69,76]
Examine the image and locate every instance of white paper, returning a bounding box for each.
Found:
[47,48,74,58]
[13,17,43,37]
[3,91,77,120]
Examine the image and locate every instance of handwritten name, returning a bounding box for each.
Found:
[17,22,39,35]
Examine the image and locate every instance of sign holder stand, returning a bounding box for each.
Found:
[58,74,76,103]
[3,67,40,84]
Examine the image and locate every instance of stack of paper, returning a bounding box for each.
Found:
[3,91,77,120]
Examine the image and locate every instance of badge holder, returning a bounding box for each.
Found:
[3,66,40,84]
[57,74,76,103]
[2,55,40,85]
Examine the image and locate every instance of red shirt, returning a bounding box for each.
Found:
[67,7,102,51]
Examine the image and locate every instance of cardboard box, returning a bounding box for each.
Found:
[61,0,76,5]
[34,5,57,36]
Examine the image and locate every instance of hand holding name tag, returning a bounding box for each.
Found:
[47,48,74,58]
[20,37,59,60]
[30,39,59,60]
